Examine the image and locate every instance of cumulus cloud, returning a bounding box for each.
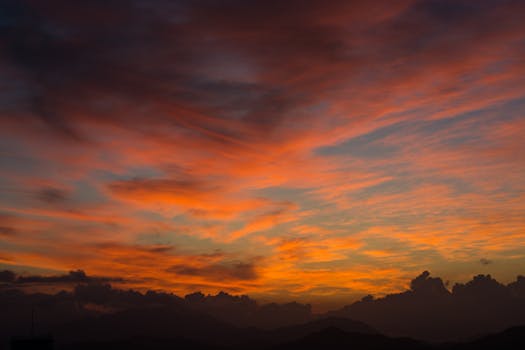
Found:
[1,269,123,285]
[0,226,17,236]
[168,261,259,281]
[0,272,313,339]
[330,271,525,341]
[480,258,492,265]
[3,270,525,341]
[0,270,16,282]
[409,270,449,296]
[36,187,69,204]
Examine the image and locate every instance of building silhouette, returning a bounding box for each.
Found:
[10,307,54,350]
[10,336,54,350]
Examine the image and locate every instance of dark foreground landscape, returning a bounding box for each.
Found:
[12,324,524,350]
[2,271,525,350]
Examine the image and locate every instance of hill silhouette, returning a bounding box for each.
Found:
[446,326,525,350]
[2,270,525,347]
[59,337,221,350]
[56,326,525,350]
[53,309,377,348]
[274,327,429,350]
[327,271,525,341]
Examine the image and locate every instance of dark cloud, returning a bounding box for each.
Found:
[0,270,16,282]
[6,269,123,285]
[452,274,509,299]
[145,245,175,254]
[0,256,13,263]
[0,274,313,341]
[410,270,449,296]
[36,187,68,204]
[329,271,525,341]
[0,214,17,237]
[72,282,183,309]
[480,258,492,265]
[168,261,258,281]
[0,0,281,144]
[0,226,17,236]
[2,270,525,342]
[1,0,521,146]
[0,281,364,349]
[108,178,215,198]
[508,275,525,297]
[184,290,314,329]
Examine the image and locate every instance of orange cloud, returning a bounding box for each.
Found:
[1,0,524,309]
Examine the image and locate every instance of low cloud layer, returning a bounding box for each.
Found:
[2,270,525,342]
[330,271,525,341]
[168,261,258,281]
[2,269,123,285]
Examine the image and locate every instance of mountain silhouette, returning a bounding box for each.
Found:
[2,270,525,347]
[51,308,377,349]
[52,304,249,347]
[327,271,525,341]
[50,324,525,350]
[263,317,377,343]
[60,337,222,350]
[447,326,525,350]
[274,327,429,350]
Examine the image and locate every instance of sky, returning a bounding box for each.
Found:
[0,0,524,311]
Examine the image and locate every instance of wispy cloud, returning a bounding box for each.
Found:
[0,0,524,308]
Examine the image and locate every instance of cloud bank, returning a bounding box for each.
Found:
[0,0,524,306]
[2,270,525,341]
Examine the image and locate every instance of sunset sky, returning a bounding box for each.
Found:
[1,0,524,311]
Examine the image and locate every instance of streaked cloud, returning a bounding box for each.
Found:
[0,0,524,309]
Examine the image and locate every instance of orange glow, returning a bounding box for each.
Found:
[1,0,525,310]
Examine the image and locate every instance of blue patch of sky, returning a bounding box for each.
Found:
[432,176,475,195]
[71,180,108,205]
[256,185,404,239]
[135,210,167,222]
[316,121,408,159]
[353,178,412,199]
[134,222,272,257]
[257,186,313,201]
[419,97,525,138]
[318,96,525,163]
[351,173,475,206]
[92,165,165,183]
[0,137,42,175]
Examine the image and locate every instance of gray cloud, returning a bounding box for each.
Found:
[6,269,123,285]
[167,261,258,281]
[0,226,17,236]
[480,258,492,265]
[36,187,68,204]
[0,270,16,283]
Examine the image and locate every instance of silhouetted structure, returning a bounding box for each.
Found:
[10,336,54,350]
[9,306,54,349]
